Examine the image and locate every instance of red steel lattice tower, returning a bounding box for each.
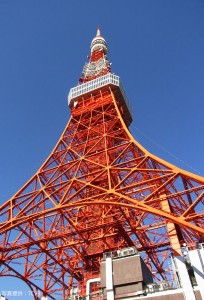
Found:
[1,28,204,299]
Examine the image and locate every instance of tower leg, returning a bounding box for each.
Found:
[160,193,182,256]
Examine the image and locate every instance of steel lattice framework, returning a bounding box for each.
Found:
[1,28,204,300]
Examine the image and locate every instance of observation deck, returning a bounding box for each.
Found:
[68,73,133,126]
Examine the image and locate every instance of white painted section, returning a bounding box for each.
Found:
[86,277,100,300]
[174,255,196,300]
[106,257,114,300]
[189,249,204,300]
[68,74,120,103]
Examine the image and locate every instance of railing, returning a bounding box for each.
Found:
[68,74,119,104]
[102,246,138,260]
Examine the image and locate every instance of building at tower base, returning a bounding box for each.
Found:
[100,248,153,299]
[70,245,204,300]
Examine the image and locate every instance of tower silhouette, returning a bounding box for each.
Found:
[0,28,204,300]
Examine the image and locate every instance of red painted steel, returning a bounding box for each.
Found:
[0,29,204,299]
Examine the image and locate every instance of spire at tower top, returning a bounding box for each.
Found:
[96,26,101,37]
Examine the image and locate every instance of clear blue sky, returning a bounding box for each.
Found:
[0,0,204,298]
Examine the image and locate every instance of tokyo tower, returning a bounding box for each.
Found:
[0,28,204,300]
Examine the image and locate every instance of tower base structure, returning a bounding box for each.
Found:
[71,245,204,300]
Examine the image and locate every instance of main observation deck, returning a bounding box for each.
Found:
[68,73,133,126]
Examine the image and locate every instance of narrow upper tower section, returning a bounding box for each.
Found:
[80,27,111,83]
[68,28,133,126]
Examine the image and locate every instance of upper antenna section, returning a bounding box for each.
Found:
[79,27,111,83]
[90,26,108,54]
